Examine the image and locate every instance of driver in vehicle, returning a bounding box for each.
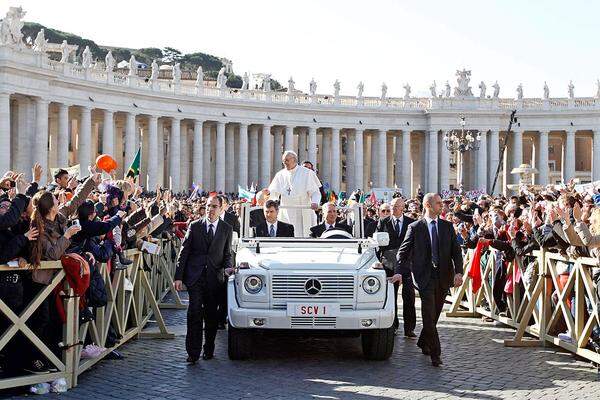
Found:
[310,203,353,238]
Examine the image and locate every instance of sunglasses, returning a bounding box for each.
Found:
[380,209,391,213]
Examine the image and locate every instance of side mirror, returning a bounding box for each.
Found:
[373,232,389,247]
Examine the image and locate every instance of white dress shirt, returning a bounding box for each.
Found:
[267,221,278,236]
[206,217,219,233]
[392,215,404,236]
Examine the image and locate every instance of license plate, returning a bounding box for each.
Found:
[287,303,340,317]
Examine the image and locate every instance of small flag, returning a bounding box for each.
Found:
[189,184,200,201]
[328,190,337,203]
[358,192,366,204]
[368,191,377,205]
[238,185,255,201]
[125,147,141,179]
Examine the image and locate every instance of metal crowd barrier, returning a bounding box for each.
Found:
[447,248,600,364]
[0,239,183,391]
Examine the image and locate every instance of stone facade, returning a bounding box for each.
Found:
[1,19,598,195]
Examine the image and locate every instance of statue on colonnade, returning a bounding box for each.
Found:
[196,66,204,87]
[287,76,295,93]
[479,81,486,98]
[453,68,473,97]
[262,74,271,91]
[492,81,500,98]
[82,46,92,69]
[59,40,70,63]
[216,66,227,89]
[0,7,25,48]
[429,80,437,97]
[172,63,181,84]
[357,81,364,98]
[309,78,317,96]
[333,79,341,98]
[32,29,48,52]
[105,51,115,72]
[150,59,159,81]
[444,81,451,97]
[403,83,411,99]
[381,82,388,101]
[128,55,138,76]
[543,81,549,99]
[568,80,575,99]
[516,83,523,100]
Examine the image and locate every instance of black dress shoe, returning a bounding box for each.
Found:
[186,356,199,364]
[404,331,417,339]
[431,357,442,367]
[202,353,214,360]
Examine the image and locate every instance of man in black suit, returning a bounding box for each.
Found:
[363,206,378,238]
[392,193,463,367]
[174,195,233,363]
[249,190,267,228]
[310,203,352,238]
[216,195,240,329]
[376,198,415,337]
[253,200,295,237]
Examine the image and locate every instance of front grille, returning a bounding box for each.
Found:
[290,316,337,328]
[271,274,355,301]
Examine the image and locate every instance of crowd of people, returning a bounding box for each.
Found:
[2,158,600,380]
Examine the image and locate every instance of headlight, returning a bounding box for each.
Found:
[362,276,381,294]
[244,275,263,294]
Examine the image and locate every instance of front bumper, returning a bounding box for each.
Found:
[228,281,395,330]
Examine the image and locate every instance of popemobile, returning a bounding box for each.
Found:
[227,204,395,360]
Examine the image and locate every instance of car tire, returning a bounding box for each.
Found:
[228,326,253,360]
[361,326,395,360]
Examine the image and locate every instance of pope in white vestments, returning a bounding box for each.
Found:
[266,151,322,237]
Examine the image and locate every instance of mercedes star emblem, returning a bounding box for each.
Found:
[304,278,322,295]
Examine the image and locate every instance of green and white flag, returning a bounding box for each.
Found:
[125,147,141,179]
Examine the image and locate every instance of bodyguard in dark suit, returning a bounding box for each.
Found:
[253,200,295,237]
[392,193,463,367]
[249,191,267,228]
[310,203,352,238]
[216,195,240,329]
[174,195,233,362]
[375,198,415,337]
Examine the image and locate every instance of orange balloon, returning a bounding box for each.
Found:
[96,154,117,173]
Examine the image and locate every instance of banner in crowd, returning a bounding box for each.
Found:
[371,187,401,203]
[574,180,600,194]
[125,147,141,179]
[441,188,486,200]
[50,164,80,179]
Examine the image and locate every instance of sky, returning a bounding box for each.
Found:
[5,0,600,98]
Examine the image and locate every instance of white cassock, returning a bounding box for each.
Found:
[268,165,322,237]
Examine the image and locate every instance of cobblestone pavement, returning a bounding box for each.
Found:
[4,293,600,400]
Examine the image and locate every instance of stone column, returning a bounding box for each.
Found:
[261,125,272,188]
[489,130,500,194]
[203,123,211,189]
[308,126,318,165]
[538,130,549,186]
[249,125,259,187]
[428,130,438,192]
[78,106,92,177]
[238,123,249,189]
[0,93,9,174]
[439,131,449,192]
[56,103,69,169]
[180,126,190,191]
[272,127,282,175]
[169,117,181,192]
[102,109,114,157]
[147,115,158,189]
[225,123,235,192]
[511,130,523,184]
[346,131,355,191]
[394,134,402,188]
[192,120,203,186]
[215,121,226,191]
[282,125,293,152]
[564,129,576,182]
[321,130,331,186]
[34,98,49,184]
[478,130,488,192]
[298,128,307,162]
[592,130,600,181]
[377,130,387,187]
[331,127,341,192]
[355,129,364,190]
[402,130,411,196]
[125,112,136,168]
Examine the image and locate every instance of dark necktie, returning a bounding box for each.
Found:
[430,220,439,266]
[269,224,275,237]
[395,218,401,236]
[207,223,214,243]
